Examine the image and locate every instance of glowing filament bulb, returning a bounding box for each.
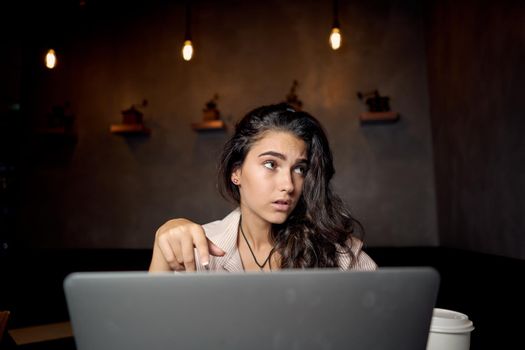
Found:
[182,40,193,61]
[45,49,57,69]
[329,27,342,50]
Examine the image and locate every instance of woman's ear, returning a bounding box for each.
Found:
[231,168,241,185]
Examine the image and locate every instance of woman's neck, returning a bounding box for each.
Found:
[239,208,273,251]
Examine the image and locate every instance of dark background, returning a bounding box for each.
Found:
[2,0,523,258]
[1,0,524,349]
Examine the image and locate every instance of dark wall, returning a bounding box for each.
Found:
[2,0,438,249]
[426,0,525,259]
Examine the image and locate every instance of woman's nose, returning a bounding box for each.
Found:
[279,170,294,193]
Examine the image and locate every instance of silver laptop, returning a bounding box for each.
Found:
[64,267,439,350]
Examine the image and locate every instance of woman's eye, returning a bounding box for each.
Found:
[294,166,306,175]
[263,161,275,169]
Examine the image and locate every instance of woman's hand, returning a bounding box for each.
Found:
[149,218,225,272]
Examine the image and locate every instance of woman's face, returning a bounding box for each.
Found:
[232,130,308,226]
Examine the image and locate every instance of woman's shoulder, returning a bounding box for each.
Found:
[202,208,240,239]
[337,237,378,271]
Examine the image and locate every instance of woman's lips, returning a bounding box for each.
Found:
[272,200,291,211]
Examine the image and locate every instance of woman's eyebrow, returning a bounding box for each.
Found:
[258,151,286,160]
[258,151,308,164]
[295,158,309,165]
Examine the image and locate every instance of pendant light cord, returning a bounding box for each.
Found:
[239,216,275,271]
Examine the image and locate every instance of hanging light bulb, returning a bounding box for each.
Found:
[329,27,342,50]
[329,0,342,50]
[45,49,57,69]
[182,3,193,61]
[182,40,193,61]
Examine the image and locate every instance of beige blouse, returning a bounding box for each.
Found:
[194,208,377,272]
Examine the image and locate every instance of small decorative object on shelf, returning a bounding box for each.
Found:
[35,102,77,143]
[191,94,226,131]
[284,80,303,111]
[110,99,151,135]
[357,90,400,124]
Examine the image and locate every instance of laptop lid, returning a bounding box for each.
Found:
[64,267,439,350]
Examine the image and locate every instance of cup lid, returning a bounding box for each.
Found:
[429,308,475,333]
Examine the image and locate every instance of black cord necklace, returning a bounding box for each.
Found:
[239,216,275,271]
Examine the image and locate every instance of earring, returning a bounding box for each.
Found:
[232,178,239,185]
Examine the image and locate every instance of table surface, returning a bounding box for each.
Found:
[8,321,73,345]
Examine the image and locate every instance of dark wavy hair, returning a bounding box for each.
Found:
[217,103,363,268]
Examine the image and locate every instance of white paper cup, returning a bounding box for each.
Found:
[426,308,475,350]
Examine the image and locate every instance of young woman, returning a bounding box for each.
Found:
[149,104,376,272]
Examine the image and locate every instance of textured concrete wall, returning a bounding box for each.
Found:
[426,0,525,259]
[10,0,438,248]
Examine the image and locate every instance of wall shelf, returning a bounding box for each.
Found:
[110,124,151,135]
[36,127,74,135]
[359,111,400,125]
[34,127,77,143]
[191,120,226,131]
